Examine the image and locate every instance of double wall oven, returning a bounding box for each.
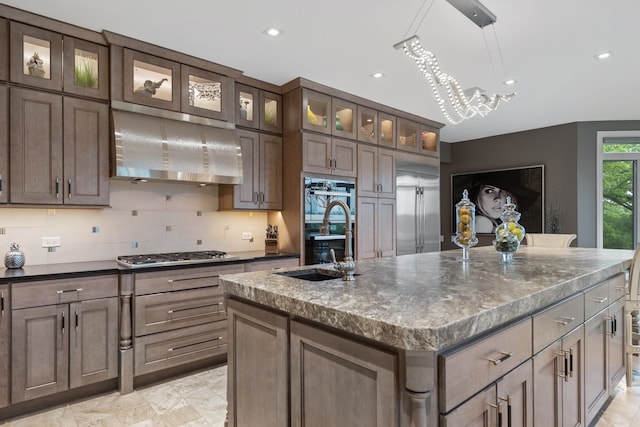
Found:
[304,177,355,265]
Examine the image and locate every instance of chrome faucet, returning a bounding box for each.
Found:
[320,200,355,281]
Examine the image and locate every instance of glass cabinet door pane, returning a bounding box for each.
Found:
[331,98,357,139]
[305,91,329,131]
[421,129,438,153]
[264,96,279,127]
[133,60,172,101]
[23,35,50,79]
[74,48,99,89]
[357,106,377,144]
[240,90,256,122]
[379,114,396,147]
[188,75,221,112]
[260,90,282,133]
[397,120,418,151]
[239,90,255,121]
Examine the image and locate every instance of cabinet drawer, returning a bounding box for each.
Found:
[134,321,227,375]
[608,273,626,302]
[135,287,225,336]
[244,257,299,272]
[585,281,610,320]
[438,318,532,413]
[12,275,118,309]
[533,293,584,354]
[135,264,244,295]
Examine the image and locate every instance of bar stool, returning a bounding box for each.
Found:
[524,233,577,247]
[626,245,640,386]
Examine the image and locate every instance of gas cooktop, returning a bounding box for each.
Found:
[117,250,238,268]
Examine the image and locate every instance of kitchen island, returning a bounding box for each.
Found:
[220,246,633,427]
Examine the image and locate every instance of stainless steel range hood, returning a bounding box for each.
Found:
[111,101,243,184]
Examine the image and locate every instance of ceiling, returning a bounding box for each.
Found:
[3,0,639,142]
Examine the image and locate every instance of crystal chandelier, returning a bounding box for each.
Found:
[394,0,516,124]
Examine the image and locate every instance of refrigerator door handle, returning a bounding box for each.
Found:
[415,186,420,253]
[418,186,424,252]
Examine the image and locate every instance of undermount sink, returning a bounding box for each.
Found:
[275,268,343,282]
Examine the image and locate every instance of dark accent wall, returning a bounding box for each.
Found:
[440,120,640,250]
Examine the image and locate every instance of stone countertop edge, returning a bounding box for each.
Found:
[0,251,299,284]
[219,246,633,352]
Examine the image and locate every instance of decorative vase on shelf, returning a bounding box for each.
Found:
[493,197,526,263]
[4,243,25,269]
[452,189,478,260]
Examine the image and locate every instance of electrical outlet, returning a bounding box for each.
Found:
[242,232,253,240]
[42,236,61,248]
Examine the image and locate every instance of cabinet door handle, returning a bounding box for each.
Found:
[553,316,576,326]
[569,348,574,377]
[1,291,4,316]
[57,288,83,294]
[68,179,72,199]
[591,296,608,304]
[61,311,65,334]
[55,178,60,198]
[0,174,3,195]
[260,192,265,203]
[255,192,260,203]
[489,403,502,427]
[75,309,79,331]
[604,315,616,337]
[487,351,513,366]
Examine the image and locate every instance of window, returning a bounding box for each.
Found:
[597,131,640,249]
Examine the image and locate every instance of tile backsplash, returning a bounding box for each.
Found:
[0,180,269,266]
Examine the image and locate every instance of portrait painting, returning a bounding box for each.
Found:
[451,165,544,234]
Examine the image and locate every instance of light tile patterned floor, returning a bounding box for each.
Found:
[0,366,228,427]
[0,358,638,426]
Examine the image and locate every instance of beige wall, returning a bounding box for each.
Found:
[0,180,268,266]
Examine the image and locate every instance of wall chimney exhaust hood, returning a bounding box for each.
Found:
[111,101,243,184]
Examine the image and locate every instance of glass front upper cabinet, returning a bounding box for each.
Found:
[63,36,109,99]
[236,84,259,128]
[420,126,439,156]
[181,65,232,120]
[378,113,396,148]
[260,90,282,134]
[332,98,356,139]
[397,118,419,152]
[123,49,180,111]
[9,22,62,91]
[302,89,330,134]
[357,106,377,144]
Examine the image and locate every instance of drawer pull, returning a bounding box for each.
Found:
[591,296,608,304]
[487,351,513,365]
[57,288,83,294]
[167,278,220,284]
[169,336,223,352]
[553,316,575,326]
[168,302,223,314]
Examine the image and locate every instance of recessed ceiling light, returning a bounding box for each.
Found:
[503,79,517,85]
[371,72,385,78]
[263,27,283,37]
[594,51,612,60]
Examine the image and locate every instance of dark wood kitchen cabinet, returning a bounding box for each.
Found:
[10,275,118,403]
[301,132,357,178]
[9,22,63,91]
[0,285,9,408]
[219,129,282,210]
[0,18,7,82]
[357,144,395,198]
[9,87,109,205]
[356,197,396,260]
[132,264,243,376]
[0,85,7,204]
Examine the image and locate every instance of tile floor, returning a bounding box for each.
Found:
[0,358,638,426]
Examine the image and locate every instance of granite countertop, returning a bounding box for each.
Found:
[220,246,633,352]
[0,251,299,284]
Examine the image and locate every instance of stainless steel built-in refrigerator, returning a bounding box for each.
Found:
[396,162,440,255]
